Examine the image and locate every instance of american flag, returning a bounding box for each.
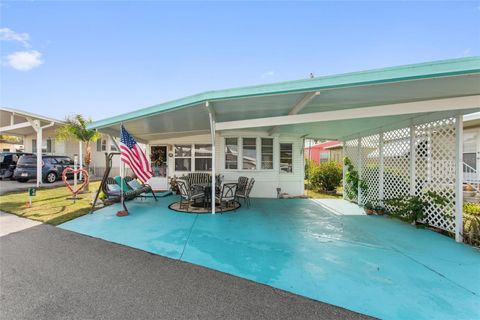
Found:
[120,126,153,183]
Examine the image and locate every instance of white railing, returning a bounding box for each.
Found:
[463,162,479,192]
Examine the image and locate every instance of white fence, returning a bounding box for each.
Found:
[343,116,459,234]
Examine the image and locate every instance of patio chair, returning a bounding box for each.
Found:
[176,179,204,212]
[124,176,158,201]
[236,176,249,195]
[236,178,255,208]
[215,183,238,213]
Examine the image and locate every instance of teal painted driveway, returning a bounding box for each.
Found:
[59,197,480,319]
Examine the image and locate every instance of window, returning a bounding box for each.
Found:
[97,139,107,152]
[225,138,238,169]
[46,138,54,153]
[242,138,257,170]
[174,145,191,171]
[110,138,118,151]
[320,151,329,163]
[463,130,478,171]
[280,143,293,173]
[194,144,212,171]
[261,138,273,169]
[32,139,37,153]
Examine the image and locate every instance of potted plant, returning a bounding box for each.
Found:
[363,201,375,215]
[170,175,179,194]
[374,203,385,215]
[464,184,476,198]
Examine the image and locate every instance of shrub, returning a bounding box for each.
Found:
[310,161,342,192]
[464,203,480,247]
[304,158,318,180]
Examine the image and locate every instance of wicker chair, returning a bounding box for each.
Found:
[177,179,204,212]
[236,178,255,208]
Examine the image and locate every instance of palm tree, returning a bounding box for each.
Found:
[56,114,101,191]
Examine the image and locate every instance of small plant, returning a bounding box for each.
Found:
[344,157,367,201]
[169,175,179,194]
[385,192,448,225]
[363,201,375,215]
[374,203,385,215]
[463,203,480,247]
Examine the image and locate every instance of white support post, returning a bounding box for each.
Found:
[409,124,416,196]
[378,132,384,202]
[207,101,216,214]
[454,114,464,242]
[25,118,54,187]
[36,123,43,188]
[357,137,363,205]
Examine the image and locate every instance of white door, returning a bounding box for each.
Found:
[463,128,480,182]
[148,145,168,190]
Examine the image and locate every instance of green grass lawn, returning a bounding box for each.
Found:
[0,181,102,225]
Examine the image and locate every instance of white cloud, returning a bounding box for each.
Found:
[462,48,472,57]
[5,50,43,71]
[261,70,275,79]
[0,28,30,47]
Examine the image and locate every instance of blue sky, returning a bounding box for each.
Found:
[1,1,479,121]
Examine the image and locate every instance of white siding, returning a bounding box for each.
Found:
[148,131,304,198]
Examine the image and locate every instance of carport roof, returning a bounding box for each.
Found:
[0,107,65,136]
[88,57,480,141]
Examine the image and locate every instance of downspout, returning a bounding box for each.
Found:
[206,101,216,214]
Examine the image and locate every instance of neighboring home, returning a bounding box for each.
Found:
[0,137,23,152]
[304,140,343,165]
[0,107,121,184]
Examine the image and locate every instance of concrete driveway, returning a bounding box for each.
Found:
[0,224,371,320]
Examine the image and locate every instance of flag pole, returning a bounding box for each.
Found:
[117,123,128,216]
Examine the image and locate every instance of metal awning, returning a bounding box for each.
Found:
[88,57,480,142]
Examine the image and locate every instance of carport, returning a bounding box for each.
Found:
[89,57,480,242]
[0,108,82,187]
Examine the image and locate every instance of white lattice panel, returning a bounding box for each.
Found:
[415,118,456,232]
[361,134,380,205]
[342,116,458,234]
[344,139,359,202]
[383,128,411,211]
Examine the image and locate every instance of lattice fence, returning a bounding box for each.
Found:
[414,118,456,231]
[343,117,457,233]
[361,134,380,204]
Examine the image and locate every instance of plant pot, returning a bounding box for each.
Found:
[464,191,476,198]
[364,208,374,215]
[375,209,385,215]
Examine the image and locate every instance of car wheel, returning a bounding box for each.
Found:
[17,179,28,183]
[45,172,57,183]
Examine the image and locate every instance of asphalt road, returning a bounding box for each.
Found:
[0,224,373,320]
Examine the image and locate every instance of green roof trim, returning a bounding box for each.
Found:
[88,56,480,130]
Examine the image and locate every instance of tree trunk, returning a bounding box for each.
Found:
[84,142,91,192]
